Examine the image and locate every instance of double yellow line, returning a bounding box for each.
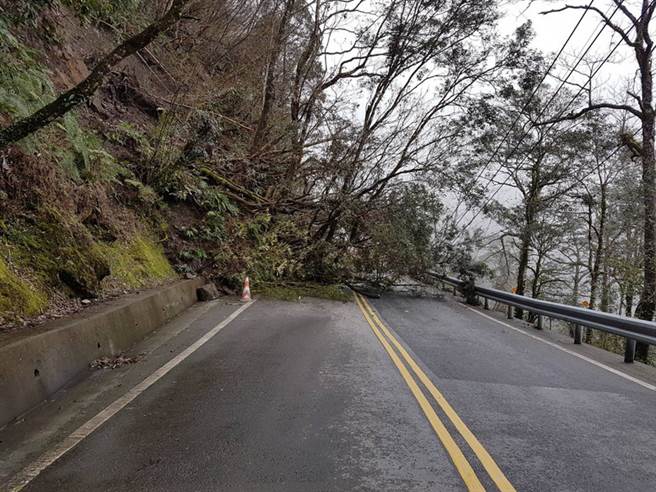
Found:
[354,293,515,492]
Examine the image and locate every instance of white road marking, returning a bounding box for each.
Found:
[7,301,255,491]
[465,305,656,392]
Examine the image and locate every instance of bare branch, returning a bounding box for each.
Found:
[536,102,642,126]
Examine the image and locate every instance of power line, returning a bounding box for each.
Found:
[476,126,640,236]
[446,0,603,222]
[465,0,598,186]
[453,1,624,229]
[450,1,637,240]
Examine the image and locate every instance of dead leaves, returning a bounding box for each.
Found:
[89,353,143,370]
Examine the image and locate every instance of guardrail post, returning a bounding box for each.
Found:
[574,324,582,344]
[484,297,489,310]
[536,314,543,330]
[624,338,636,363]
[507,304,512,319]
[453,285,457,296]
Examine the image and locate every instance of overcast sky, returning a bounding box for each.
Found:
[500,1,640,92]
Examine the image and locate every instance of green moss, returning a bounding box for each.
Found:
[4,211,111,297]
[4,209,174,296]
[98,235,175,288]
[0,214,175,321]
[258,282,351,302]
[0,256,47,316]
[123,178,162,208]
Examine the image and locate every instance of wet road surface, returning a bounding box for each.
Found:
[2,292,656,491]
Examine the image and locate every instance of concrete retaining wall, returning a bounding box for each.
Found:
[0,278,204,428]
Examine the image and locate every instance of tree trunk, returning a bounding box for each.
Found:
[514,233,530,319]
[588,188,606,309]
[0,0,190,150]
[599,261,610,348]
[587,184,607,343]
[600,263,610,313]
[569,259,581,337]
[635,44,655,361]
[515,183,538,319]
[626,283,634,318]
[251,0,295,153]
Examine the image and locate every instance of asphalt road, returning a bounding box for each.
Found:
[2,292,656,491]
[370,294,656,491]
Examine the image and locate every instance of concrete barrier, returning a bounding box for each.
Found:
[0,277,204,428]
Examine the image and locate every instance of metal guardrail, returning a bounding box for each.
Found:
[427,273,656,363]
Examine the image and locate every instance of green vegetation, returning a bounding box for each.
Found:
[2,211,174,302]
[212,214,306,288]
[108,122,154,159]
[257,283,351,303]
[57,116,123,182]
[0,17,54,152]
[0,17,122,181]
[0,19,52,117]
[354,184,444,284]
[3,1,52,26]
[61,0,143,26]
[4,211,110,297]
[3,0,141,27]
[0,256,47,317]
[96,235,175,288]
[0,17,174,316]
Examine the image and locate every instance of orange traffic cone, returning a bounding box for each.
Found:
[241,276,251,302]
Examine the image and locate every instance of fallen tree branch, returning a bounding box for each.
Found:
[199,166,268,204]
[147,93,254,131]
